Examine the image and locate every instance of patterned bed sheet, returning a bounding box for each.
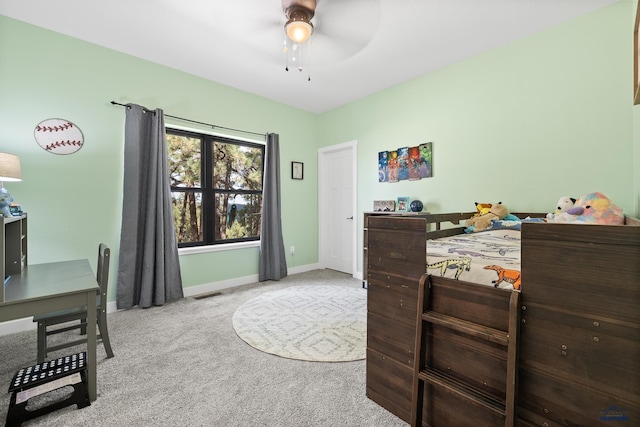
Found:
[426,230,522,289]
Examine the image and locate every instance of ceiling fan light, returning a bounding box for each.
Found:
[285,20,313,43]
[285,8,314,43]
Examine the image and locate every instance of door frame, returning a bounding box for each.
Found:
[317,140,358,278]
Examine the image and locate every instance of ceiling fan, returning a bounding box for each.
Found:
[279,0,381,67]
[282,0,317,44]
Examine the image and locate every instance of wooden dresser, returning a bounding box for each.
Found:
[364,214,639,426]
[365,213,430,422]
[518,222,640,426]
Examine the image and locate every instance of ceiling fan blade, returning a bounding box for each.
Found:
[310,0,381,64]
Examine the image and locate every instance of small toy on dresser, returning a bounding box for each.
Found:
[546,192,624,224]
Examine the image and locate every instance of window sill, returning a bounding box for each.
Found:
[178,240,260,256]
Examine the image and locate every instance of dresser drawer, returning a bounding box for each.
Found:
[367,271,418,325]
[521,224,640,324]
[367,311,415,367]
[519,301,640,400]
[517,367,639,426]
[366,347,413,423]
[367,217,427,281]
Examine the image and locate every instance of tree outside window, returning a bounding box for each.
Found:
[167,128,263,247]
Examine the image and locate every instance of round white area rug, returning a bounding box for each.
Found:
[232,285,367,362]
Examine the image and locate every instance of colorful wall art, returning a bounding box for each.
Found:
[378,142,432,183]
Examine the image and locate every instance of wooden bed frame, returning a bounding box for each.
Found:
[364,212,640,427]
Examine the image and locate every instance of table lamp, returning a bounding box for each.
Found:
[0,153,21,186]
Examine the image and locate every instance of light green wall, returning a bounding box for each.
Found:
[1,0,638,301]
[0,16,320,301]
[320,0,634,213]
[317,0,637,272]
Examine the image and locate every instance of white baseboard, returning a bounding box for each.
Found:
[182,262,321,298]
[0,263,321,336]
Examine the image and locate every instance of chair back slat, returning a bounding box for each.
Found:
[97,243,110,307]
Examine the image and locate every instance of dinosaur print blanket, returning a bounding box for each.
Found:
[426,230,522,289]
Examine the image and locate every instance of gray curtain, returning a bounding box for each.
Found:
[259,133,288,281]
[116,104,184,309]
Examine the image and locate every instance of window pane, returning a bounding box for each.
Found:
[215,193,262,241]
[172,191,202,244]
[168,134,201,188]
[213,141,262,190]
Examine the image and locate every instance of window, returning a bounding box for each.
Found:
[167,128,264,247]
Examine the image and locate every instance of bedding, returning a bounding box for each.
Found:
[426,229,523,289]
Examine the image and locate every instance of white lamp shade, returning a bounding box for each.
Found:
[0,153,22,181]
[285,20,313,43]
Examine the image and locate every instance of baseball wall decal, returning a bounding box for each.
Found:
[34,118,84,155]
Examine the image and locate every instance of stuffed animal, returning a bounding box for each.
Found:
[0,188,14,218]
[472,202,492,218]
[547,192,623,225]
[545,210,578,223]
[465,202,509,232]
[546,196,576,222]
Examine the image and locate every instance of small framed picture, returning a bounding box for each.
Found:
[373,200,395,212]
[396,196,409,212]
[292,161,304,180]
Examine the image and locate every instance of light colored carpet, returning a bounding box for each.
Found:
[0,269,408,427]
[232,285,367,362]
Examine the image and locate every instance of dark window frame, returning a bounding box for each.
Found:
[167,127,264,248]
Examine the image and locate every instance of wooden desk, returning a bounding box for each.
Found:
[0,259,99,401]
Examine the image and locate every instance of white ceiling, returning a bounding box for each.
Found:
[0,0,619,114]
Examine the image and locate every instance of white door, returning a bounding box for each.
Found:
[318,141,357,275]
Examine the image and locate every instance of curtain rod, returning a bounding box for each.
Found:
[110,101,267,138]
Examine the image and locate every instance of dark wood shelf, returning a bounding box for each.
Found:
[1,214,28,303]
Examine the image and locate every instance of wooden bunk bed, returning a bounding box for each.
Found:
[364,212,640,427]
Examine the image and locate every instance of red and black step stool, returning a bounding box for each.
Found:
[5,352,90,427]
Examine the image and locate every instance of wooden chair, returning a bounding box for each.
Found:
[33,243,115,363]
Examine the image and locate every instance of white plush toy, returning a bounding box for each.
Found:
[0,188,14,218]
[546,196,576,222]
